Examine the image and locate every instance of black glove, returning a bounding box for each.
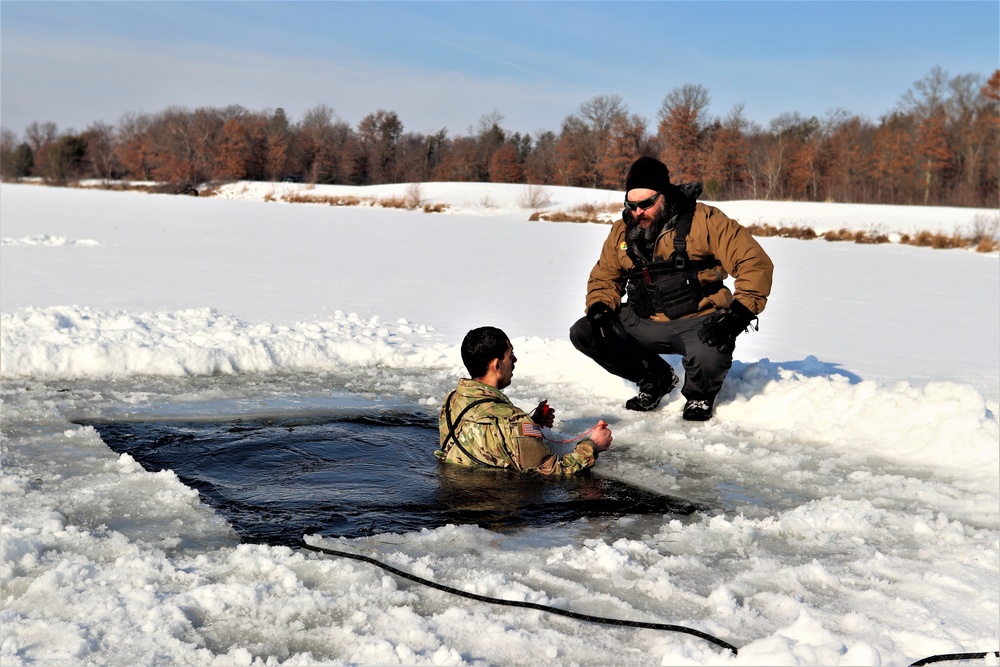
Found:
[697,300,758,350]
[587,303,629,352]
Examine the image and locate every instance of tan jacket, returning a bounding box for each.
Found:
[585,202,773,320]
[437,380,598,476]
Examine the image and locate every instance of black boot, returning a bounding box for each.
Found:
[682,398,714,421]
[625,372,678,412]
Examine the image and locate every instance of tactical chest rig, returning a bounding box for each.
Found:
[439,391,513,467]
[624,204,724,320]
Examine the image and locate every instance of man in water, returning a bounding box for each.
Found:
[438,326,612,476]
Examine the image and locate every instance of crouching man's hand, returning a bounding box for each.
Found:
[697,300,758,350]
[587,303,629,353]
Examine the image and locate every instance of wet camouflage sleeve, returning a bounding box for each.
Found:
[438,395,597,476]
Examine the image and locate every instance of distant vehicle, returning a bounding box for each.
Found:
[282,176,301,183]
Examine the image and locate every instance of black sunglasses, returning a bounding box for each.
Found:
[624,192,661,211]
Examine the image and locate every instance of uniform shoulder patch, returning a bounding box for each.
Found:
[520,422,543,438]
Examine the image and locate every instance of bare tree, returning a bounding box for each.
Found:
[558,95,632,188]
[116,112,155,181]
[657,84,711,181]
[24,121,59,152]
[357,110,403,184]
[0,128,21,179]
[524,130,558,185]
[902,67,953,205]
[84,121,120,182]
[757,112,819,200]
[702,104,751,198]
[948,72,993,205]
[474,110,507,181]
[296,104,352,184]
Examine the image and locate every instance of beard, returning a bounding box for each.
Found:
[624,201,674,253]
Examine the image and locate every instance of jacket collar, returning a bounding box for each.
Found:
[457,378,508,401]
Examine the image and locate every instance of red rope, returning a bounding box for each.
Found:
[543,425,597,444]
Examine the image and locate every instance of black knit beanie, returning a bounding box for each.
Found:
[625,157,671,192]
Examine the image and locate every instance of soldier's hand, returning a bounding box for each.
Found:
[590,420,612,453]
[531,400,555,428]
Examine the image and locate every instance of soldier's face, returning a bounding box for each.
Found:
[496,341,516,389]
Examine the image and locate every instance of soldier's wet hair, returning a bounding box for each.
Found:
[461,326,509,379]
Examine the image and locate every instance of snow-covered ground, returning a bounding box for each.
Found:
[1,181,997,666]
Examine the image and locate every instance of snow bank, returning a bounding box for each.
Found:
[1,234,100,246]
[717,199,997,237]
[1,306,450,379]
[211,180,998,236]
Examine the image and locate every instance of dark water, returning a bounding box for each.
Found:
[82,411,702,544]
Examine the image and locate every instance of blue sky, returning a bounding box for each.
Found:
[2,1,997,139]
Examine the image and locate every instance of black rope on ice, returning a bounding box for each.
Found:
[297,541,998,664]
[300,542,740,655]
[910,651,1000,666]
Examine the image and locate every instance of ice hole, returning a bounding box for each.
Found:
[81,398,703,544]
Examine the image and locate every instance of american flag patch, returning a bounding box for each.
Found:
[520,422,543,438]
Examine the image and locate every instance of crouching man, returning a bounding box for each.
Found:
[570,156,774,421]
[438,326,612,476]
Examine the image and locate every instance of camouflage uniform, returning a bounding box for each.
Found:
[437,379,599,476]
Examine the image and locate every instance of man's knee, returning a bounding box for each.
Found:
[687,340,733,372]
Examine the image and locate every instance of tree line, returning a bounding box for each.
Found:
[2,67,997,208]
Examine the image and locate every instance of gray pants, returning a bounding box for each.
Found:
[569,304,733,401]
